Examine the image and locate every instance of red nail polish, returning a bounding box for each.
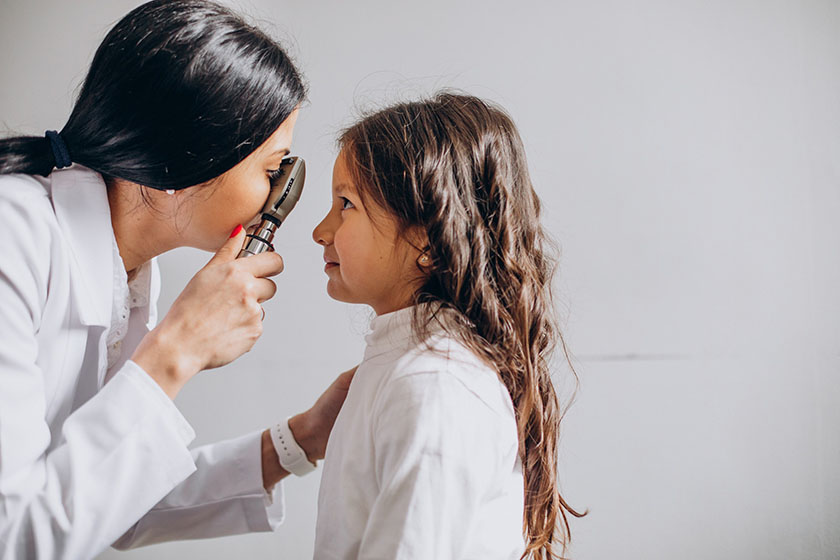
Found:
[229,224,243,238]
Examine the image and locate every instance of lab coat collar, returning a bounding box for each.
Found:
[50,165,114,328]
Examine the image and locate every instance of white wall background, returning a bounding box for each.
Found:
[1,0,838,558]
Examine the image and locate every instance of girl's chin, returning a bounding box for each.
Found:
[326,289,347,304]
[325,282,363,306]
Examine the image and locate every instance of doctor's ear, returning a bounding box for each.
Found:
[105,179,190,219]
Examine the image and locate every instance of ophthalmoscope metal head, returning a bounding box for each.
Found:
[237,156,306,258]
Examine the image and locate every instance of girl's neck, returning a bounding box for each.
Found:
[372,299,416,316]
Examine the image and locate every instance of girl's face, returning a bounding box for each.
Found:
[312,150,426,315]
[178,108,300,251]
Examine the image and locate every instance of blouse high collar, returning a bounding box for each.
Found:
[364,303,455,357]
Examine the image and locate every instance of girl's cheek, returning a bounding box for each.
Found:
[333,226,348,253]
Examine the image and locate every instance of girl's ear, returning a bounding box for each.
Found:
[406,226,430,256]
[414,224,430,247]
[403,226,432,271]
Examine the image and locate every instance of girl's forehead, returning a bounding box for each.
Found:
[332,154,357,193]
[332,180,356,195]
[332,149,350,173]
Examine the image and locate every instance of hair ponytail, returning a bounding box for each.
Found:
[0,136,57,177]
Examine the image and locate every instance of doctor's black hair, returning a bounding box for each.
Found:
[0,0,306,189]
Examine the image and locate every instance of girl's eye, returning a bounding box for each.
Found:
[268,168,283,182]
[340,197,354,210]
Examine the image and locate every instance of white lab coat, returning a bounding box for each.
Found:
[0,165,285,559]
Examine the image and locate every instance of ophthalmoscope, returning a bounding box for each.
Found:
[237,156,306,258]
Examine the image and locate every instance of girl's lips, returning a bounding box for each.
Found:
[323,253,339,271]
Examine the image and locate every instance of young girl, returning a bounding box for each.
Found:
[312,93,583,559]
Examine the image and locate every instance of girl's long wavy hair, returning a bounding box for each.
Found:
[340,92,586,558]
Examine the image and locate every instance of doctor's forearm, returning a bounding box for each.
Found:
[261,428,290,491]
[131,330,198,399]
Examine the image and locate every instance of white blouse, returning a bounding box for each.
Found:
[314,306,526,560]
[105,230,151,372]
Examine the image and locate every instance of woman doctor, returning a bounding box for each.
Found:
[0,1,350,557]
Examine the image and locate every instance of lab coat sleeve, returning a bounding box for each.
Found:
[0,191,198,559]
[111,428,286,549]
[110,252,286,550]
[357,371,501,560]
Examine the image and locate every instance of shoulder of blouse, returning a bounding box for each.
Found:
[376,332,515,422]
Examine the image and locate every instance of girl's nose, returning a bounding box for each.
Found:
[312,214,333,246]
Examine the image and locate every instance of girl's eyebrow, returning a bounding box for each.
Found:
[333,182,354,195]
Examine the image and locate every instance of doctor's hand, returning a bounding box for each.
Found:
[132,227,284,399]
[290,365,357,461]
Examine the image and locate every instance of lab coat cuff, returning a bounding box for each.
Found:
[241,480,285,532]
[124,360,195,445]
[230,430,286,532]
[262,479,286,530]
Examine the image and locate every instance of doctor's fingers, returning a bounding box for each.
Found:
[253,278,277,303]
[236,251,284,278]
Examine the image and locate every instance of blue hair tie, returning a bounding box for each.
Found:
[45,130,72,169]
